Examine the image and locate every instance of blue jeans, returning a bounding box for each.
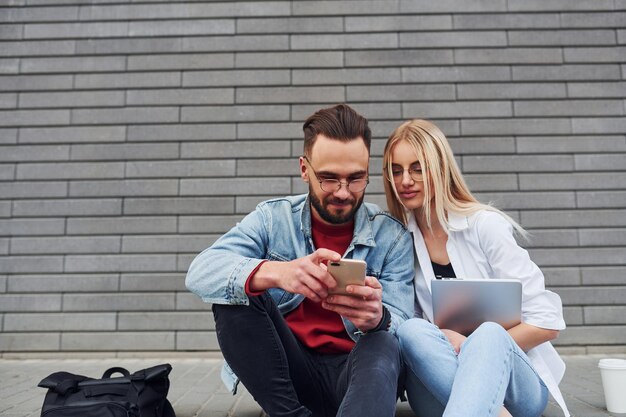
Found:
[213,293,402,417]
[397,319,548,417]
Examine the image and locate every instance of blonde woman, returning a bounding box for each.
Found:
[383,119,569,417]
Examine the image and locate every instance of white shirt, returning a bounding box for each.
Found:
[408,209,570,417]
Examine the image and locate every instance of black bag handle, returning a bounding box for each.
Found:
[102,367,130,379]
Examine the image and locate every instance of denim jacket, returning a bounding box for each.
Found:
[186,194,415,393]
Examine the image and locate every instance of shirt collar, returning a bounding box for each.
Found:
[448,211,470,231]
[406,209,470,233]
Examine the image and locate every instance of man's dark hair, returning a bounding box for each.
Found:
[303,104,371,157]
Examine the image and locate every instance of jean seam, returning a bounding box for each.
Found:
[261,296,312,415]
[260,295,292,388]
[337,337,361,417]
[443,337,460,358]
[399,324,459,407]
[512,349,547,389]
[488,344,513,417]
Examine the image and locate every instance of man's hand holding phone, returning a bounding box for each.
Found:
[322,259,383,332]
[251,254,384,331]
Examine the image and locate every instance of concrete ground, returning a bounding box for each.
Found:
[1,355,623,417]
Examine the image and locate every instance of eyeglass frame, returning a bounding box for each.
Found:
[302,155,369,193]
[384,165,425,183]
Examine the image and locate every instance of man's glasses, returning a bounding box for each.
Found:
[385,166,424,183]
[303,156,369,193]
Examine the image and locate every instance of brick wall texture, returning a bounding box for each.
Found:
[1,0,625,355]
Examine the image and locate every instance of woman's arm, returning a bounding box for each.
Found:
[508,322,559,352]
[475,211,566,347]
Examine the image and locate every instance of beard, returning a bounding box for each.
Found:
[308,184,364,225]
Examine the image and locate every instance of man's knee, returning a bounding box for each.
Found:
[212,302,243,326]
[212,297,274,344]
[361,330,399,351]
[212,294,271,321]
[356,331,401,374]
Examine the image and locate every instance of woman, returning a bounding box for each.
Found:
[383,119,569,417]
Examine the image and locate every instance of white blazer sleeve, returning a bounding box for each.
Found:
[474,211,566,330]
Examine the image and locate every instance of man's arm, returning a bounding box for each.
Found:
[185,206,271,306]
[186,203,343,305]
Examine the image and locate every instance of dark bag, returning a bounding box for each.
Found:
[38,364,176,417]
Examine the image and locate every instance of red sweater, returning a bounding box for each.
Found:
[284,216,355,353]
[245,215,355,354]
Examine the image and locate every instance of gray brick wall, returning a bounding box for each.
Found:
[0,0,624,355]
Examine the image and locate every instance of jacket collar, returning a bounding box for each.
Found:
[301,194,376,248]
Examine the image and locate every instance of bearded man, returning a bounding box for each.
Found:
[186,104,414,417]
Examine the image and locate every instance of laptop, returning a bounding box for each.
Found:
[431,279,522,336]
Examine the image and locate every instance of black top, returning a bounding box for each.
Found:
[432,261,456,279]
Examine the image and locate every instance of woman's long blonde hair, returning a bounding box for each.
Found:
[383,119,526,236]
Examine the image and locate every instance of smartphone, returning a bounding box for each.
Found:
[327,259,366,295]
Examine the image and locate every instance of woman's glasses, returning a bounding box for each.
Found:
[385,166,424,183]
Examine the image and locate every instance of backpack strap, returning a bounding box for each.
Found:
[83,385,129,397]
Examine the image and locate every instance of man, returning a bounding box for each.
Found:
[186,104,414,417]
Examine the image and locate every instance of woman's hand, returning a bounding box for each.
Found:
[498,406,513,417]
[441,328,467,354]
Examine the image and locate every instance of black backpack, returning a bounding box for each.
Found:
[38,363,176,417]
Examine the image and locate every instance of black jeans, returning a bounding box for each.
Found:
[213,293,402,417]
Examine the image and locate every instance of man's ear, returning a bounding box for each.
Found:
[299,156,309,183]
